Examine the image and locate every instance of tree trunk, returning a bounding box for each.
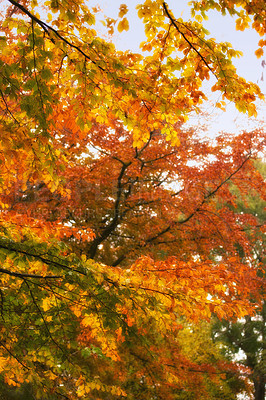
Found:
[253,375,265,400]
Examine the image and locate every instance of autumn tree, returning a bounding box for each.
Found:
[5,113,265,400]
[176,320,253,400]
[212,160,266,400]
[6,119,265,271]
[0,0,265,399]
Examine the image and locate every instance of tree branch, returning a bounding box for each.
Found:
[0,266,61,279]
[88,161,132,258]
[0,240,87,276]
[144,154,252,245]
[0,340,29,370]
[7,0,105,72]
[162,2,217,78]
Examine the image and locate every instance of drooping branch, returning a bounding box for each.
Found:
[0,340,29,370]
[0,240,86,276]
[7,0,105,72]
[0,266,61,279]
[0,89,20,124]
[162,2,217,79]
[24,280,70,360]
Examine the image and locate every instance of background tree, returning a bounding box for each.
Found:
[6,119,265,267]
[212,160,266,400]
[175,320,253,400]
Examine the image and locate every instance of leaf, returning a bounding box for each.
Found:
[117,17,129,32]
[255,48,264,58]
[118,4,128,18]
[42,297,52,312]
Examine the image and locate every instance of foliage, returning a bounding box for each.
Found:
[0,224,261,399]
[5,120,265,267]
[0,0,265,399]
[212,161,266,400]
[176,320,252,399]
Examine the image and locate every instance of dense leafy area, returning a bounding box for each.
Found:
[0,0,265,399]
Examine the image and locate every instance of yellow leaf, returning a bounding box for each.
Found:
[255,48,264,58]
[45,370,57,380]
[171,136,180,147]
[42,297,51,312]
[77,385,86,397]
[118,4,128,18]
[0,357,7,373]
[195,14,203,23]
[117,17,129,32]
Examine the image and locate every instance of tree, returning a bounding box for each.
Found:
[5,119,265,269]
[0,0,265,398]
[175,320,253,400]
[212,160,266,400]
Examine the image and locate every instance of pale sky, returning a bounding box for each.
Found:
[93,0,266,135]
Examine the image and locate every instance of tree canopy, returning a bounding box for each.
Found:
[0,0,265,399]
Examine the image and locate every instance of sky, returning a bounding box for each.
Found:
[93,0,266,135]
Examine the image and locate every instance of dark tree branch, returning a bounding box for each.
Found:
[143,154,252,245]
[0,267,61,279]
[111,254,127,267]
[0,89,20,124]
[162,2,217,78]
[87,133,157,258]
[0,241,87,276]
[143,150,177,164]
[24,280,71,363]
[88,161,132,258]
[0,340,29,370]
[7,0,105,71]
